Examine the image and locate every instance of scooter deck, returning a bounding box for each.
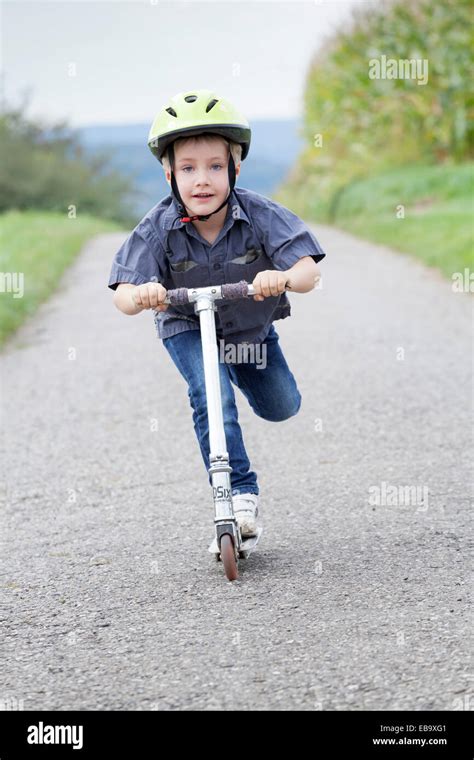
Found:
[208,526,263,559]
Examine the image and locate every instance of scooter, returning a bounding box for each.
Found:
[163,280,263,581]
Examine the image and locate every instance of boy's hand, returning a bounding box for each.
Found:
[131,282,169,311]
[252,270,290,301]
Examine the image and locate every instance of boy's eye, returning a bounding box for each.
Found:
[181,164,223,172]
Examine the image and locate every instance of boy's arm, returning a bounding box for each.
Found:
[113,282,169,315]
[283,256,321,293]
[252,256,321,301]
[113,283,144,315]
[108,225,168,312]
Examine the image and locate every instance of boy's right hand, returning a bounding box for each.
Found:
[131,282,169,312]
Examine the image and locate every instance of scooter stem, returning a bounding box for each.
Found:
[194,294,234,524]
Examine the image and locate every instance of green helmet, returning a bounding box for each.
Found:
[148,89,251,164]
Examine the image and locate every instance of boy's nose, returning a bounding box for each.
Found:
[195,168,213,180]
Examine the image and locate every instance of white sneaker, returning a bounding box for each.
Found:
[233,493,259,538]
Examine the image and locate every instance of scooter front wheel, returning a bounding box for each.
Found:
[220,533,238,581]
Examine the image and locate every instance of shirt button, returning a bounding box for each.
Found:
[225,321,234,328]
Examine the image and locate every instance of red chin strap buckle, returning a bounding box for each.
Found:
[180,214,211,223]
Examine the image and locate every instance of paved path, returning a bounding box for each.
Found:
[1,226,471,710]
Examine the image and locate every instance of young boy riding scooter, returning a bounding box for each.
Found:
[108,89,326,538]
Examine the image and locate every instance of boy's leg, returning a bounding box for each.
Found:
[162,329,259,496]
[226,325,302,421]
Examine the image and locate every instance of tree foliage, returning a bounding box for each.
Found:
[0,94,137,225]
[296,0,472,197]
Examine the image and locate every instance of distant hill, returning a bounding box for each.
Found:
[77,120,304,220]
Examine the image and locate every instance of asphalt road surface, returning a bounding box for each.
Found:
[1,225,471,711]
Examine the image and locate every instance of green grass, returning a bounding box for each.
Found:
[276,164,473,278]
[0,210,121,347]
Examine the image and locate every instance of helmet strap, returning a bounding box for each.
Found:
[168,141,237,224]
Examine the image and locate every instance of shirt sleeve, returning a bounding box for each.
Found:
[255,199,326,270]
[107,226,167,291]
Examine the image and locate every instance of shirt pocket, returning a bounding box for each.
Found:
[165,253,210,317]
[223,247,279,334]
[225,246,272,285]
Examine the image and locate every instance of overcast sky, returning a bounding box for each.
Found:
[2,0,370,126]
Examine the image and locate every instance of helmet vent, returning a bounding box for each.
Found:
[206,99,219,113]
[184,95,197,103]
[165,107,177,117]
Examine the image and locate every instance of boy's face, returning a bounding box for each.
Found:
[165,136,240,217]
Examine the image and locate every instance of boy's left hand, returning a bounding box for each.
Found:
[252,270,290,301]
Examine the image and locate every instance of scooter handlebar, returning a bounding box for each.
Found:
[163,280,257,306]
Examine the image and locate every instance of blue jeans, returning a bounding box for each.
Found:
[162,324,302,496]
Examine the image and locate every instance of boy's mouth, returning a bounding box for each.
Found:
[192,193,214,202]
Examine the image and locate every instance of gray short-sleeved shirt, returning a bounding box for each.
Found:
[108,186,326,345]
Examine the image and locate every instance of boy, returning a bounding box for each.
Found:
[108,89,326,538]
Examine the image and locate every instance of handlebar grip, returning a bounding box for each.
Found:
[164,287,190,305]
[220,280,251,300]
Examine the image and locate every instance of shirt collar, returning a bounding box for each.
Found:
[161,189,251,232]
